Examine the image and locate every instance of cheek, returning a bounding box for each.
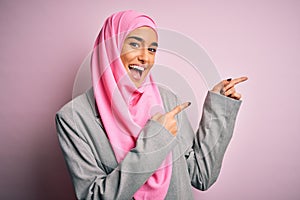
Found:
[120,50,136,63]
[120,53,131,67]
[120,46,131,63]
[120,55,126,68]
[150,54,156,64]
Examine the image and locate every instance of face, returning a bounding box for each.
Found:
[120,27,158,88]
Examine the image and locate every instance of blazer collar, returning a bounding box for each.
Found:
[85,87,100,118]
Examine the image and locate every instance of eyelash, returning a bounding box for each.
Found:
[148,48,156,53]
[129,42,140,48]
[129,42,157,53]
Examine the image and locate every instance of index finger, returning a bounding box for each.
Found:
[169,102,191,116]
[230,76,248,85]
[224,76,248,90]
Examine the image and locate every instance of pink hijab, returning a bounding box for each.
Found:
[91,10,172,199]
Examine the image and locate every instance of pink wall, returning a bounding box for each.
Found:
[1,0,300,199]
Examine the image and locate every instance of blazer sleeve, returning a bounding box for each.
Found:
[185,91,242,190]
[55,110,178,200]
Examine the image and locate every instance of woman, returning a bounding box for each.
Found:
[55,10,247,200]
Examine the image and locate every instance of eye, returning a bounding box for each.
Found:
[148,48,157,53]
[129,42,140,48]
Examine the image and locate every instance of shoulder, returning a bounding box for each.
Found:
[56,88,95,122]
[157,86,179,112]
[157,86,177,99]
[55,88,101,141]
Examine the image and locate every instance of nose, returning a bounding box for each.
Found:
[137,48,149,64]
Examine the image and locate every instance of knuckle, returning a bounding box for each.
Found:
[165,112,172,118]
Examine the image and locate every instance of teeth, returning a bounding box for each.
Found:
[129,65,145,71]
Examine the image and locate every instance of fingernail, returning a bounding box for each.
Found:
[188,102,191,106]
[220,88,224,95]
[227,78,232,81]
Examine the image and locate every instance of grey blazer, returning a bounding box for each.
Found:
[55,87,241,200]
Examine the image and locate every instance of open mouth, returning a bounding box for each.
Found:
[128,64,145,80]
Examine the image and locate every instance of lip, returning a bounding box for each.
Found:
[128,64,147,71]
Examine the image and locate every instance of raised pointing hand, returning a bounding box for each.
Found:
[212,76,248,100]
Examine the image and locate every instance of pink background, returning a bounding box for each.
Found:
[1,0,300,199]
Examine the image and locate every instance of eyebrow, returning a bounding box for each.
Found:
[126,36,158,47]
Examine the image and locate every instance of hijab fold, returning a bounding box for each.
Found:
[91,10,172,199]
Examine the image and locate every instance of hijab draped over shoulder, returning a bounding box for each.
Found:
[91,10,172,199]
